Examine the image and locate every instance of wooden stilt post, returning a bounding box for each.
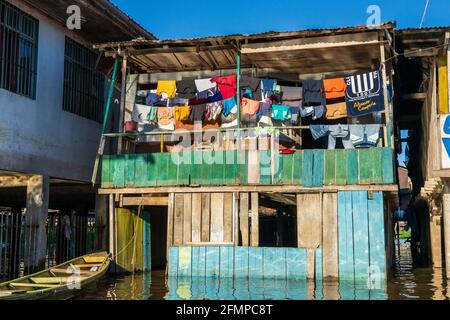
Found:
[118,55,128,155]
[380,43,394,149]
[95,194,108,251]
[236,49,242,151]
[443,191,450,279]
[91,58,120,185]
[108,194,115,259]
[250,192,259,247]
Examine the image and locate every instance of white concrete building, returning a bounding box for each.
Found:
[0,0,153,272]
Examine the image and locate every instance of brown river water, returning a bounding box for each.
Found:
[74,243,450,300]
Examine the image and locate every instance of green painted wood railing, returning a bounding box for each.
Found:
[101,148,395,188]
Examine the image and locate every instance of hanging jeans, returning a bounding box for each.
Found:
[328,125,354,150]
[310,125,329,140]
[349,124,381,148]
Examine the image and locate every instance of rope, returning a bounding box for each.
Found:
[111,205,143,267]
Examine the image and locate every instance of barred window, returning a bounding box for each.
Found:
[0,0,38,99]
[63,37,105,122]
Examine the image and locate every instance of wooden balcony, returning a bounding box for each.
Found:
[100,147,395,189]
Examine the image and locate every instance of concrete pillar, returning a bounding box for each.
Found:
[25,175,49,272]
[95,194,109,251]
[443,192,450,278]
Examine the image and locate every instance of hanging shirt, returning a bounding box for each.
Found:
[132,104,153,124]
[176,79,197,99]
[146,93,161,106]
[257,102,272,117]
[290,107,300,125]
[147,107,158,124]
[157,107,175,126]
[156,80,177,98]
[326,102,348,120]
[175,106,191,121]
[169,98,190,107]
[157,107,175,131]
[211,75,237,100]
[189,104,206,122]
[195,78,216,92]
[271,105,292,121]
[222,97,238,116]
[302,80,326,106]
[241,98,260,116]
[324,77,346,99]
[345,70,385,117]
[281,86,303,107]
[240,76,262,101]
[312,105,326,120]
[262,79,277,99]
[205,102,222,122]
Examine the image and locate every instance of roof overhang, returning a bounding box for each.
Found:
[21,0,155,43]
[94,23,395,75]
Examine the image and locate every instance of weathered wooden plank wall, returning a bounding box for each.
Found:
[337,191,386,283]
[169,246,324,281]
[165,190,387,281]
[102,148,395,188]
[168,192,236,245]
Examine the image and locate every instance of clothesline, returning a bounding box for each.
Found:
[103,124,387,138]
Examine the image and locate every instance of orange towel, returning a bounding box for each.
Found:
[241,98,260,116]
[324,78,346,99]
[325,102,348,120]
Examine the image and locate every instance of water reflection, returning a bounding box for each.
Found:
[74,243,449,300]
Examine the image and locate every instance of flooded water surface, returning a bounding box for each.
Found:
[74,244,449,300]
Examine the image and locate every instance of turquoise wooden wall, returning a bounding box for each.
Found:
[338,191,386,283]
[168,246,322,281]
[166,190,386,285]
[101,148,394,188]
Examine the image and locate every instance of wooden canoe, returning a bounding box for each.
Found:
[0,252,110,300]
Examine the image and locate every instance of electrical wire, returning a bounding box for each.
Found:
[420,0,431,28]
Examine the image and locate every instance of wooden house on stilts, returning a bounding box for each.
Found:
[93,23,400,292]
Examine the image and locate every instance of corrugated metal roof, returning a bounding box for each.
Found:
[94,22,396,48]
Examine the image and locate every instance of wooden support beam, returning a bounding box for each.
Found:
[99,184,399,195]
[401,92,427,101]
[250,192,259,247]
[297,193,323,248]
[430,198,443,268]
[444,193,450,279]
[118,55,128,155]
[239,193,249,246]
[201,193,211,242]
[322,193,339,279]
[191,193,202,243]
[166,193,175,254]
[210,193,224,242]
[122,196,168,206]
[109,194,115,261]
[223,193,233,243]
[183,193,192,244]
[0,175,32,188]
[306,249,315,280]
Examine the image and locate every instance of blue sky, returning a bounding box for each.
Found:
[111,0,450,40]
